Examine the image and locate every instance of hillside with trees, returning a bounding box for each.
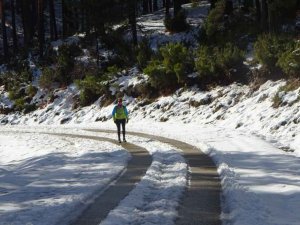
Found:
[0,0,299,115]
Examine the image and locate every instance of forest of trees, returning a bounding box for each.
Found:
[0,0,299,59]
[0,0,193,60]
[0,0,299,112]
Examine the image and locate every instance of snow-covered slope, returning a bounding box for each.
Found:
[1,76,299,155]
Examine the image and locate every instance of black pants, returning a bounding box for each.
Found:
[115,119,126,140]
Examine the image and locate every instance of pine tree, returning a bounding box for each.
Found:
[143,0,149,14]
[0,0,8,58]
[37,0,44,56]
[49,0,57,40]
[153,0,158,11]
[210,0,217,9]
[128,0,138,45]
[21,0,34,48]
[11,0,18,53]
[260,0,268,30]
[255,0,261,22]
[174,0,182,17]
[165,0,170,16]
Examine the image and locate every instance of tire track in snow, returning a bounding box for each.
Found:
[49,133,152,225]
[86,129,222,225]
[7,131,152,225]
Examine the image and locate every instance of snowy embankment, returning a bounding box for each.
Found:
[1,76,300,225]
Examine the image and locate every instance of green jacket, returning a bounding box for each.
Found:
[112,105,128,120]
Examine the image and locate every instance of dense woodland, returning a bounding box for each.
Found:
[0,0,300,113]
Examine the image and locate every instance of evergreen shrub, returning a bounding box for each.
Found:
[160,43,194,84]
[195,43,244,84]
[254,34,288,69]
[277,40,300,77]
[26,85,38,98]
[217,43,245,70]
[14,98,25,112]
[136,38,153,69]
[75,75,109,106]
[143,60,168,89]
[195,45,217,80]
[105,65,121,79]
[56,44,76,85]
[204,0,225,38]
[39,68,55,90]
[143,43,194,91]
[164,10,189,33]
[24,104,37,114]
[272,80,300,108]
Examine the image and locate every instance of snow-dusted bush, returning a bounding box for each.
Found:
[14,98,25,112]
[160,43,194,84]
[56,44,77,85]
[39,68,55,90]
[277,40,300,77]
[26,85,38,98]
[195,45,217,79]
[75,75,110,106]
[144,43,193,92]
[254,34,299,78]
[143,60,171,90]
[272,80,300,108]
[217,43,245,68]
[254,34,289,70]
[204,0,225,38]
[195,43,244,84]
[164,10,189,33]
[136,38,153,69]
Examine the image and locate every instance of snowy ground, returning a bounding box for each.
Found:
[1,77,300,225]
[0,127,187,225]
[1,120,300,225]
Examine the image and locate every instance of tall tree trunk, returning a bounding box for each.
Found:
[210,0,217,9]
[174,0,182,17]
[0,0,8,58]
[72,5,79,32]
[85,3,90,35]
[80,0,85,32]
[21,0,30,48]
[21,0,35,47]
[16,0,21,13]
[11,0,18,53]
[128,0,137,45]
[153,0,158,11]
[165,0,170,16]
[37,0,44,56]
[49,0,57,40]
[31,0,37,38]
[255,0,261,22]
[149,0,153,12]
[62,0,67,38]
[267,3,278,33]
[261,0,268,31]
[143,0,149,14]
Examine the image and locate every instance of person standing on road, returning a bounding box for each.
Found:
[112,98,129,143]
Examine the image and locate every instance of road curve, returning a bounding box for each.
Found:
[41,133,152,225]
[86,129,222,225]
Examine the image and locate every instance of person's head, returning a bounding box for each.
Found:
[117,98,123,106]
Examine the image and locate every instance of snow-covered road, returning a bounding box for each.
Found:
[1,122,300,225]
[0,127,190,225]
